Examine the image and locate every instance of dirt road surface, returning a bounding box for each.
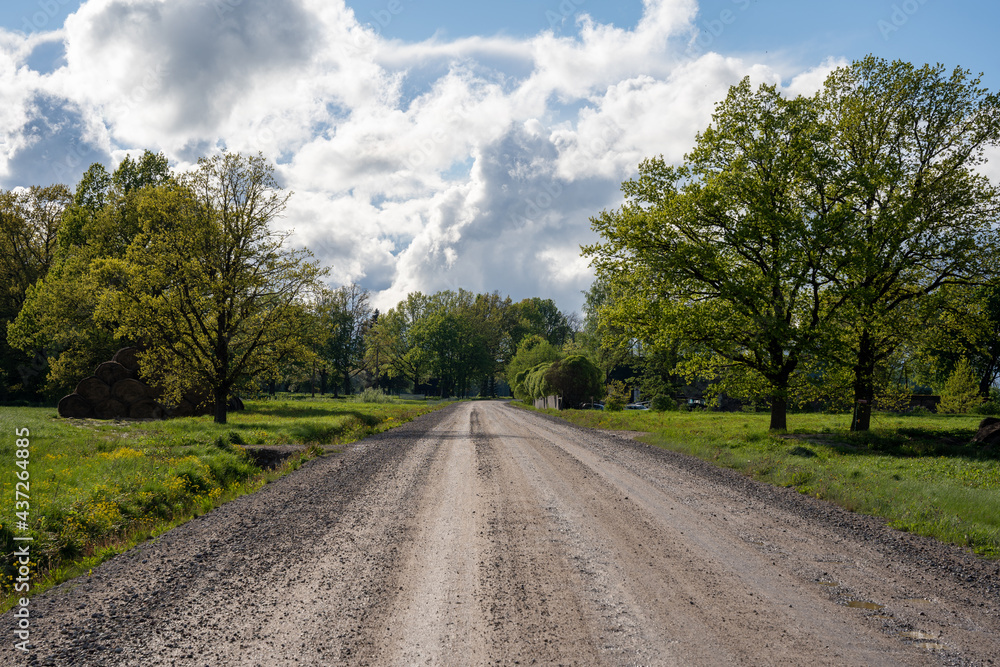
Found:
[5,401,1000,665]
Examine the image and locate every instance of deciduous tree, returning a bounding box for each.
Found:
[820,58,1000,430]
[94,153,325,424]
[585,79,842,430]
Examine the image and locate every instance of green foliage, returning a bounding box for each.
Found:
[604,380,628,411]
[0,185,73,400]
[7,151,171,400]
[584,57,1000,433]
[92,153,326,423]
[543,354,604,408]
[352,387,397,403]
[314,284,373,397]
[508,297,571,349]
[651,394,678,411]
[508,335,563,400]
[584,78,839,431]
[939,358,984,414]
[873,380,912,413]
[409,292,493,397]
[973,401,1000,416]
[366,289,517,398]
[365,292,430,390]
[820,59,1000,431]
[521,362,556,402]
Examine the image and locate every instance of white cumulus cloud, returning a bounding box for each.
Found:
[0,0,832,314]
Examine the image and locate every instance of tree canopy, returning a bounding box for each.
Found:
[585,57,1000,429]
[93,152,325,423]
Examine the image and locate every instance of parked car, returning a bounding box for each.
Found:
[625,403,650,410]
[581,402,605,410]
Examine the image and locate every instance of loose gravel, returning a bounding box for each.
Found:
[3,401,998,665]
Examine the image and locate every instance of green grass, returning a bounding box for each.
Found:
[534,407,1000,559]
[0,396,447,611]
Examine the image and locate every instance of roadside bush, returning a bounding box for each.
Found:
[939,359,983,414]
[973,401,1000,416]
[651,394,679,411]
[604,380,627,411]
[352,387,396,404]
[543,355,603,408]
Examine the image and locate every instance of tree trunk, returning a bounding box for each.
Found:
[214,331,229,423]
[213,385,228,424]
[978,360,996,399]
[851,329,876,432]
[769,392,788,431]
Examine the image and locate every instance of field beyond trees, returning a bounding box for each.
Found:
[0,396,448,611]
[538,406,1000,559]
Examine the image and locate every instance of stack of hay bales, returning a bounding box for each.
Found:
[57,347,214,420]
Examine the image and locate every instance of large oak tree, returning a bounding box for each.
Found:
[586,58,1000,430]
[95,152,325,423]
[585,79,842,430]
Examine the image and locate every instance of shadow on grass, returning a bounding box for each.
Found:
[829,427,998,462]
[244,403,347,419]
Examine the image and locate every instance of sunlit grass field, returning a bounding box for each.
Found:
[0,395,448,611]
[537,407,1000,559]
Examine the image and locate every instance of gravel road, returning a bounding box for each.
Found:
[4,401,1000,665]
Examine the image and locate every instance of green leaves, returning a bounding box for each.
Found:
[585,57,1000,430]
[93,153,325,423]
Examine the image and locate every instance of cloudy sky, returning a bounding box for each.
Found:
[1,0,998,315]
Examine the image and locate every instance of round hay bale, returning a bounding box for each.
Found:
[95,361,130,386]
[94,399,127,420]
[111,347,140,373]
[58,394,93,419]
[76,376,111,404]
[129,399,164,420]
[112,378,148,405]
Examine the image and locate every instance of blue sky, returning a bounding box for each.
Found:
[0,0,998,314]
[341,0,998,88]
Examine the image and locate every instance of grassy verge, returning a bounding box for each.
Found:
[531,406,1000,559]
[1,396,447,611]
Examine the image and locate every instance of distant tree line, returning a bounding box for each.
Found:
[0,151,585,422]
[6,57,998,431]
